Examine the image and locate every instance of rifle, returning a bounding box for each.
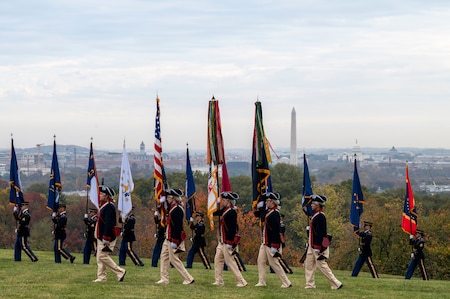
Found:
[300,243,308,264]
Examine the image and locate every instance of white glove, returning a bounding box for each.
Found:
[15,228,18,234]
[226,244,233,250]
[306,226,310,231]
[190,217,194,222]
[154,211,159,217]
[257,201,264,208]
[13,206,18,212]
[102,239,110,246]
[410,235,414,239]
[154,233,157,238]
[51,231,54,235]
[84,213,89,219]
[357,247,361,252]
[411,253,415,258]
[314,249,320,254]
[190,238,193,242]
[170,242,178,249]
[52,212,56,218]
[120,232,123,236]
[160,196,166,203]
[270,247,277,254]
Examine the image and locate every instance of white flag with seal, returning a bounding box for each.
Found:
[118,140,134,221]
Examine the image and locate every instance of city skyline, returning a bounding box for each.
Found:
[1,1,450,151]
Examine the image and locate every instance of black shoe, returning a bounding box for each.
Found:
[338,284,343,289]
[119,270,127,282]
[70,256,76,264]
[32,258,38,262]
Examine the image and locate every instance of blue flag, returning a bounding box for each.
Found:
[9,138,24,206]
[350,159,364,230]
[86,141,99,209]
[302,154,314,217]
[47,140,61,212]
[185,146,196,221]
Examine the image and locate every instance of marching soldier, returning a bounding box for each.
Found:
[304,195,343,290]
[52,204,76,264]
[351,221,379,278]
[92,185,126,282]
[13,201,38,262]
[255,192,292,288]
[151,211,165,267]
[405,229,429,280]
[212,191,248,287]
[270,213,293,274]
[83,208,98,264]
[156,189,194,285]
[186,211,211,269]
[119,207,144,266]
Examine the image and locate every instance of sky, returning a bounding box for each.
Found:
[1,0,450,152]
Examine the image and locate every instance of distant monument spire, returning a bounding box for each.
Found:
[290,107,297,166]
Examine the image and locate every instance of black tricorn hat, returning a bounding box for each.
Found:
[165,188,184,197]
[196,211,204,217]
[89,208,98,213]
[311,194,327,205]
[221,191,239,200]
[99,185,116,198]
[416,229,424,236]
[21,201,29,206]
[262,192,281,201]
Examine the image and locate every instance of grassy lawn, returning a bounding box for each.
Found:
[0,249,448,299]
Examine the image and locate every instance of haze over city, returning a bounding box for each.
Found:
[1,1,450,152]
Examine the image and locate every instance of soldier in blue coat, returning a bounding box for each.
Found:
[13,201,38,262]
[351,221,379,278]
[83,208,98,264]
[405,229,429,280]
[119,207,144,266]
[186,212,211,269]
[52,204,75,264]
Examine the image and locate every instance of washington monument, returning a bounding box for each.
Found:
[290,107,297,166]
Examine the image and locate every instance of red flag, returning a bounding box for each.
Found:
[402,164,417,235]
[221,162,231,193]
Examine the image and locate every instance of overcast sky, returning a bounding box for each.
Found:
[1,0,450,152]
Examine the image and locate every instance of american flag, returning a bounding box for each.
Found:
[154,97,165,204]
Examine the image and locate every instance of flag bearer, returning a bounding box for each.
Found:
[351,221,379,278]
[13,201,38,262]
[83,208,98,264]
[119,207,144,266]
[52,204,76,264]
[405,229,429,280]
[186,211,211,269]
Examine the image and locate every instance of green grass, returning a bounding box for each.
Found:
[0,249,448,299]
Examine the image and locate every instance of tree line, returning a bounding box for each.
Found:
[0,163,449,280]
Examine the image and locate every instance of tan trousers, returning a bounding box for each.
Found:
[96,239,125,281]
[214,242,247,285]
[257,244,291,287]
[159,239,193,283]
[304,245,342,289]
